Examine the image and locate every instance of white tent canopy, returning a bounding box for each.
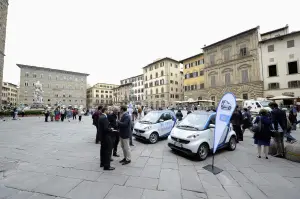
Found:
[269,95,296,100]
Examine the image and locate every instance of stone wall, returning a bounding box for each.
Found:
[0,0,9,107]
[203,81,263,102]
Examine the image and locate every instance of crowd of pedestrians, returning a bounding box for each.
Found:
[44,107,85,122]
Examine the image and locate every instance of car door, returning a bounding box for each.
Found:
[159,113,173,136]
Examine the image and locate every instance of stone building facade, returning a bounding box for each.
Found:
[181,53,206,100]
[86,83,118,108]
[202,27,263,104]
[113,83,133,105]
[260,25,300,98]
[0,0,9,108]
[1,81,18,106]
[18,64,89,107]
[120,74,144,104]
[143,57,184,108]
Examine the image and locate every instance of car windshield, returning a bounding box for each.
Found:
[260,101,271,107]
[140,112,161,123]
[177,113,210,130]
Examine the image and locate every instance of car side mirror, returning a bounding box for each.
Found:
[159,119,164,123]
[209,124,215,128]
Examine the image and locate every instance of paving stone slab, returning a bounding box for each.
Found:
[239,168,270,186]
[158,169,181,193]
[0,185,19,198]
[66,180,113,199]
[142,189,182,199]
[146,158,162,166]
[216,171,239,186]
[202,184,229,199]
[181,189,208,199]
[33,176,82,197]
[125,176,158,190]
[163,155,178,163]
[104,185,143,199]
[54,167,102,181]
[141,165,161,179]
[179,166,204,193]
[97,173,129,186]
[224,185,251,199]
[161,162,178,170]
[2,171,52,191]
[6,191,34,199]
[239,182,268,199]
[28,193,56,199]
[74,162,102,172]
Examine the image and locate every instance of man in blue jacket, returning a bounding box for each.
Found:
[117,105,132,165]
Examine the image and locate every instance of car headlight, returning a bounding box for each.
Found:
[187,134,200,139]
[144,126,152,130]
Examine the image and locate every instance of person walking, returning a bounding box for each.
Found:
[117,105,132,165]
[231,106,243,142]
[93,106,103,144]
[50,109,54,122]
[253,109,272,159]
[98,107,115,170]
[242,107,252,133]
[176,110,183,121]
[60,108,65,122]
[269,102,287,158]
[108,107,120,157]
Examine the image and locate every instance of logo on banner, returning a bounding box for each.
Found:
[220,100,232,111]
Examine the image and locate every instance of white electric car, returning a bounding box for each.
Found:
[168,111,237,160]
[133,110,176,144]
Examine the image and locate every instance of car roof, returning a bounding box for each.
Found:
[150,110,174,114]
[191,111,216,116]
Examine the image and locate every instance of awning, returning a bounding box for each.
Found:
[269,95,296,100]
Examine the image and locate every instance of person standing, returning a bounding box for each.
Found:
[117,105,132,165]
[269,102,287,158]
[253,109,272,159]
[231,106,243,142]
[98,107,115,170]
[78,108,83,122]
[176,110,183,121]
[108,107,120,157]
[242,107,252,133]
[72,109,77,120]
[44,108,50,122]
[93,106,102,144]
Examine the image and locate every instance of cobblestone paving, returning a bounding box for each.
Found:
[0,117,300,199]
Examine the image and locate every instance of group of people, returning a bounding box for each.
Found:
[92,105,133,171]
[234,102,298,159]
[44,107,85,122]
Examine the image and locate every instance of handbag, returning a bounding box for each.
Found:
[251,117,262,134]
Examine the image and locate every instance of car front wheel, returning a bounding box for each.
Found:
[228,136,237,151]
[197,143,209,160]
[149,132,158,144]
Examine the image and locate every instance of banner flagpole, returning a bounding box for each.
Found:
[203,92,236,175]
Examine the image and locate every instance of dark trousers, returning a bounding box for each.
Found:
[45,114,49,122]
[274,131,285,156]
[100,136,113,168]
[113,135,119,155]
[73,114,76,120]
[61,114,65,122]
[96,126,100,143]
[79,116,82,121]
[233,125,243,141]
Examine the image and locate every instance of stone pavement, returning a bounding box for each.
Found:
[0,117,300,199]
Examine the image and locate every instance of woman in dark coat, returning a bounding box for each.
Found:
[253,109,272,159]
[175,110,183,121]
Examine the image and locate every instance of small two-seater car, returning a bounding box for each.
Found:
[168,111,237,160]
[133,110,176,144]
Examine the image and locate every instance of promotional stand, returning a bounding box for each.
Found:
[203,93,236,175]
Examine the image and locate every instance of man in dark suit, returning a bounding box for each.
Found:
[98,107,115,170]
[117,105,132,165]
[108,107,120,157]
[93,105,102,144]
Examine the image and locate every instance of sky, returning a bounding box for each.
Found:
[3,0,300,86]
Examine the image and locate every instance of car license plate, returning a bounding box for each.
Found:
[174,141,182,147]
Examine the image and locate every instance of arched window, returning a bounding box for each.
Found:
[156,88,158,94]
[161,70,164,76]
[150,74,152,79]
[156,72,158,78]
[161,87,164,93]
[150,89,153,94]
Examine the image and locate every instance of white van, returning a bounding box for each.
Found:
[243,100,272,113]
